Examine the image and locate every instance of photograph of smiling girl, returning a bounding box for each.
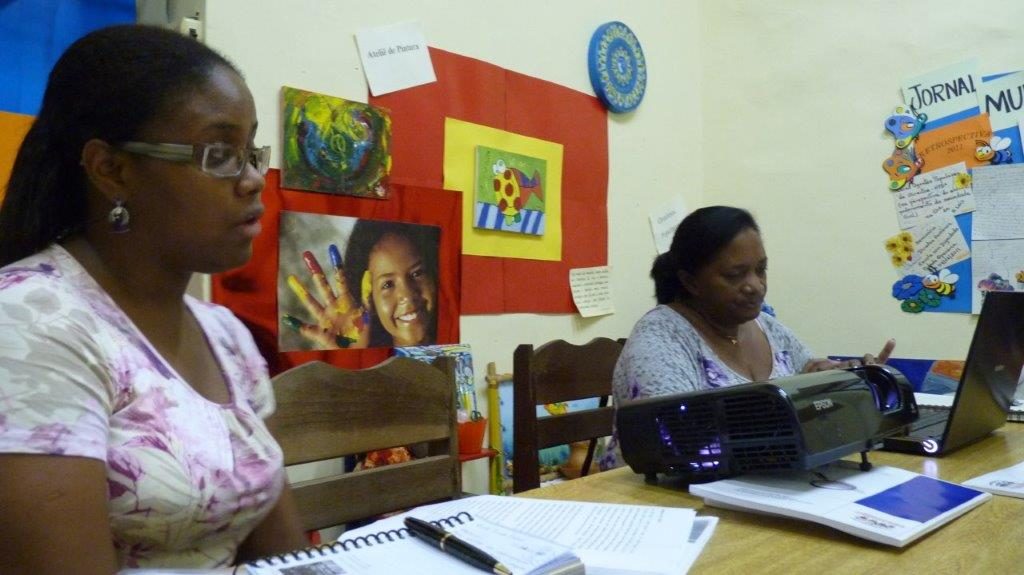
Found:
[278,211,441,351]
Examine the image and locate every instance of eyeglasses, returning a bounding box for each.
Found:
[117,141,271,178]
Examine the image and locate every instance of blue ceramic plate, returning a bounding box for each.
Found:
[588,21,647,113]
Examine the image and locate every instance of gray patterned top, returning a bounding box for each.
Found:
[600,305,814,470]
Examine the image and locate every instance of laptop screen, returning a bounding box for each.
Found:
[942,291,1024,451]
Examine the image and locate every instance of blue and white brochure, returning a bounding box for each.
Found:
[690,461,990,547]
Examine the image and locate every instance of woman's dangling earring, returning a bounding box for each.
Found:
[108,199,130,234]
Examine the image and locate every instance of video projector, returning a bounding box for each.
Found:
[616,365,919,484]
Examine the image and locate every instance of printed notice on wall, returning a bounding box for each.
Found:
[355,20,436,96]
[570,266,614,317]
[650,197,687,254]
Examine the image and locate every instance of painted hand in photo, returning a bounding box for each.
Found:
[282,245,371,349]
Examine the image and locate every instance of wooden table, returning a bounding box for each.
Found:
[518,425,1024,574]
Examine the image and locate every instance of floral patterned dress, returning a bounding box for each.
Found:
[0,244,284,568]
[599,304,814,470]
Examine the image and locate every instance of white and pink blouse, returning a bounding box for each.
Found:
[0,244,284,568]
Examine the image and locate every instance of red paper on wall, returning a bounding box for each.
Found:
[211,169,461,373]
[371,48,608,314]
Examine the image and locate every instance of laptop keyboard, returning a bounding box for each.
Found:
[910,404,950,433]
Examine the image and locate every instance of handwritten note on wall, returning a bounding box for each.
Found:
[902,216,971,277]
[569,266,614,318]
[894,162,974,230]
[972,164,1024,240]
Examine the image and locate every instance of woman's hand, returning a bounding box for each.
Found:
[281,245,371,349]
[802,339,896,373]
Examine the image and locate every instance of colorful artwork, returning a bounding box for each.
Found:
[444,119,564,261]
[277,211,440,351]
[370,48,608,314]
[393,343,476,415]
[884,231,915,268]
[495,378,600,494]
[474,146,547,235]
[884,105,927,149]
[891,267,960,313]
[828,356,963,395]
[882,147,924,190]
[915,114,992,171]
[974,135,1013,165]
[281,86,391,198]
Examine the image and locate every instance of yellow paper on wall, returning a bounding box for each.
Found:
[443,117,563,261]
[0,111,34,205]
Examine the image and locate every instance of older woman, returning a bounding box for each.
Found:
[601,206,892,469]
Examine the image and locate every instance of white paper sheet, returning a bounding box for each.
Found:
[570,266,614,317]
[649,197,688,254]
[355,20,436,96]
[971,164,1024,240]
[901,60,979,123]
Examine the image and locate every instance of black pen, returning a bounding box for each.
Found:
[404,516,513,575]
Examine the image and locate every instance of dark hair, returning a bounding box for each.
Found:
[343,219,440,347]
[0,24,239,266]
[651,206,760,304]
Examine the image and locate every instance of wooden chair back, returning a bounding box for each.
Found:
[267,356,460,531]
[512,338,623,493]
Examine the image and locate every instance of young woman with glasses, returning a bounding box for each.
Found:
[0,25,306,573]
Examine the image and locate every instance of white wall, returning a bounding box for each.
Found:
[202,1,1021,492]
[701,0,1024,360]
[203,1,702,492]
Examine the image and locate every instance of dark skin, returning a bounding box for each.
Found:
[672,227,894,381]
[0,65,306,575]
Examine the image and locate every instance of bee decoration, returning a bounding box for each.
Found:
[922,267,959,297]
[975,136,1013,165]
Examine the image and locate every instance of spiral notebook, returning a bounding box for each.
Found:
[244,510,583,575]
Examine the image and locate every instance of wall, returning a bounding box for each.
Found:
[200,1,1019,493]
[701,0,1024,359]
[203,1,702,491]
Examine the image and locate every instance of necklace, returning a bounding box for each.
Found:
[676,303,740,345]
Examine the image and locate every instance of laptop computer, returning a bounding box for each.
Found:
[882,291,1024,456]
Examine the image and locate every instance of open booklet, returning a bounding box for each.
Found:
[690,461,990,548]
[245,510,580,575]
[245,495,716,575]
[962,460,1024,497]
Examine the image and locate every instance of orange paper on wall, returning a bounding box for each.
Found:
[916,114,993,172]
[0,111,34,204]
